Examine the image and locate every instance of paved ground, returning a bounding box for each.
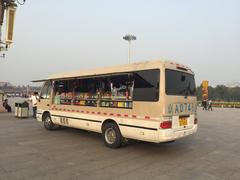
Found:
[0,108,240,180]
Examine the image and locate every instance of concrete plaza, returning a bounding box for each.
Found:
[0,108,240,180]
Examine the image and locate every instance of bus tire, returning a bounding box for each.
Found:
[43,113,60,130]
[102,122,122,148]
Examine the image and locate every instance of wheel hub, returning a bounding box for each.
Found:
[105,128,116,144]
[45,117,51,126]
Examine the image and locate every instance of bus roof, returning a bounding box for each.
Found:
[33,60,194,82]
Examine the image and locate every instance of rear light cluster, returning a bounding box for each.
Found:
[160,121,172,129]
[194,117,198,124]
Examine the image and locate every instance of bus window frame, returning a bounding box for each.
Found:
[40,81,52,100]
[133,69,160,102]
[51,68,161,105]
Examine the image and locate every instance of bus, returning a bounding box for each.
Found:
[35,60,198,148]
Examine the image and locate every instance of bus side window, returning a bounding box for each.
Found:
[46,83,52,99]
[133,69,160,102]
[40,81,52,99]
[109,74,133,100]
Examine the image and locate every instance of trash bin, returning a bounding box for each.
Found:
[15,101,29,118]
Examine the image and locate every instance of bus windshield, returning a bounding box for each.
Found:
[165,69,196,96]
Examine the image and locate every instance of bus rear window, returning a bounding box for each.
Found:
[165,69,196,96]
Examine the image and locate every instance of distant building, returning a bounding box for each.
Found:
[0,82,14,87]
[0,82,41,97]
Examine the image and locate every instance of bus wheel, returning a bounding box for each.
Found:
[43,114,60,130]
[102,122,122,148]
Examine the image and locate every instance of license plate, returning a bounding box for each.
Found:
[179,117,188,126]
[168,103,197,115]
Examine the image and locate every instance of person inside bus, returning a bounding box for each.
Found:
[54,91,61,104]
[111,83,120,97]
[88,82,97,96]
[128,81,134,99]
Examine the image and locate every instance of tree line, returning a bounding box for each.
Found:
[197,85,240,102]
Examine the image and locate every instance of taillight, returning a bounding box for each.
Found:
[160,121,172,129]
[194,117,198,124]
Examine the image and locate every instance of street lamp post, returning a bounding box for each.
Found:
[123,34,136,64]
[0,0,6,49]
[0,0,25,57]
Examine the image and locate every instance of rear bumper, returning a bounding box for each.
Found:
[157,124,198,143]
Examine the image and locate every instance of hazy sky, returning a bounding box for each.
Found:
[0,0,239,86]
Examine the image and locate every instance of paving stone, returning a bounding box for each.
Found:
[0,108,240,180]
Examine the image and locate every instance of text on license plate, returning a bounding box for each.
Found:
[179,118,188,126]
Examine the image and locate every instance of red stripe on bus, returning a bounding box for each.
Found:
[51,109,146,120]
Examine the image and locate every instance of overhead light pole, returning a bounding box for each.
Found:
[0,0,6,54]
[0,0,26,57]
[123,34,136,64]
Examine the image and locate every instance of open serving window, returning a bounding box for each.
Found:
[53,73,134,109]
[52,69,160,109]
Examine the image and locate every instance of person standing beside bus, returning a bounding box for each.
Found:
[208,100,213,111]
[202,100,207,110]
[3,99,12,112]
[29,92,39,118]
